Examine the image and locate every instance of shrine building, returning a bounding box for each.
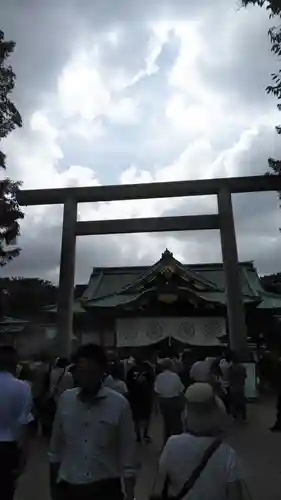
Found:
[74,249,281,351]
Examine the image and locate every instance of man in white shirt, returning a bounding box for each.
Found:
[154,358,185,443]
[0,345,33,500]
[49,344,137,500]
[49,357,73,402]
[105,363,128,396]
[37,357,73,439]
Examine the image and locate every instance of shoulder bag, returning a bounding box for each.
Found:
[150,438,222,500]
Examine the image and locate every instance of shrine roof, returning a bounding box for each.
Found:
[80,250,280,309]
[43,301,86,314]
[83,263,255,299]
[42,284,88,314]
[0,316,28,334]
[0,317,29,325]
[257,292,281,310]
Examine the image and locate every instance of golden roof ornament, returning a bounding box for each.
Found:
[159,249,176,278]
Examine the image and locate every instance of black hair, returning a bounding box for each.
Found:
[110,362,124,380]
[56,357,69,369]
[223,352,231,363]
[210,358,222,376]
[229,351,238,363]
[18,363,33,381]
[0,345,18,372]
[73,343,108,369]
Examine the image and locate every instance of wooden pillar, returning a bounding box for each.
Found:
[113,319,117,350]
[99,323,104,347]
[217,187,248,354]
[56,199,77,358]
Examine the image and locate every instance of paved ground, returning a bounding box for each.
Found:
[16,398,281,500]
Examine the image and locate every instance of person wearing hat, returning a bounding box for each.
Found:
[154,358,185,443]
[189,357,214,384]
[151,383,244,500]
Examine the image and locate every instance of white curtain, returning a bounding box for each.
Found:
[116,317,226,347]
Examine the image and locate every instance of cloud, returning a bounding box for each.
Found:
[0,0,280,284]
[198,6,279,112]
[57,53,111,121]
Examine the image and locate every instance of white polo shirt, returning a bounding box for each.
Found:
[0,371,33,442]
[49,385,137,484]
[154,370,184,398]
[159,433,243,500]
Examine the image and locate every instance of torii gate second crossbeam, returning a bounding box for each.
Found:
[17,174,281,358]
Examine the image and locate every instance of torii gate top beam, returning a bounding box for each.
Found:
[17,175,281,206]
[14,173,280,358]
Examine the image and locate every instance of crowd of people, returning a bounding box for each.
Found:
[1,342,281,500]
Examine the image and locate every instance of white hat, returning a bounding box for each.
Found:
[184,383,226,435]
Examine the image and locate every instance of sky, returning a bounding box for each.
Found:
[0,0,280,284]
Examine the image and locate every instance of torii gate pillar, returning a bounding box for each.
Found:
[218,187,248,355]
[56,199,77,358]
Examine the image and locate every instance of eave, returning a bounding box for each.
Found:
[116,254,221,296]
[82,285,260,311]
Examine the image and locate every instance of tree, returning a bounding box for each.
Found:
[0,30,23,265]
[242,1,281,206]
[260,272,281,293]
[241,1,280,15]
[0,277,58,319]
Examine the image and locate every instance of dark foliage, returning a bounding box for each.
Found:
[242,1,281,206]
[0,30,23,265]
[0,30,22,167]
[260,272,281,294]
[74,284,87,299]
[0,279,87,320]
[241,1,281,15]
[0,277,57,319]
[0,179,24,265]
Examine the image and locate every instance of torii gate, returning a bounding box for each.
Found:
[17,175,281,358]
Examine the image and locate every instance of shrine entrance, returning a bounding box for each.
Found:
[17,175,281,358]
[116,317,226,348]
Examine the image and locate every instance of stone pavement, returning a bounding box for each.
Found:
[16,398,281,500]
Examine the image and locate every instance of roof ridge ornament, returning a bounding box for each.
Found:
[159,249,176,279]
[161,248,173,259]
